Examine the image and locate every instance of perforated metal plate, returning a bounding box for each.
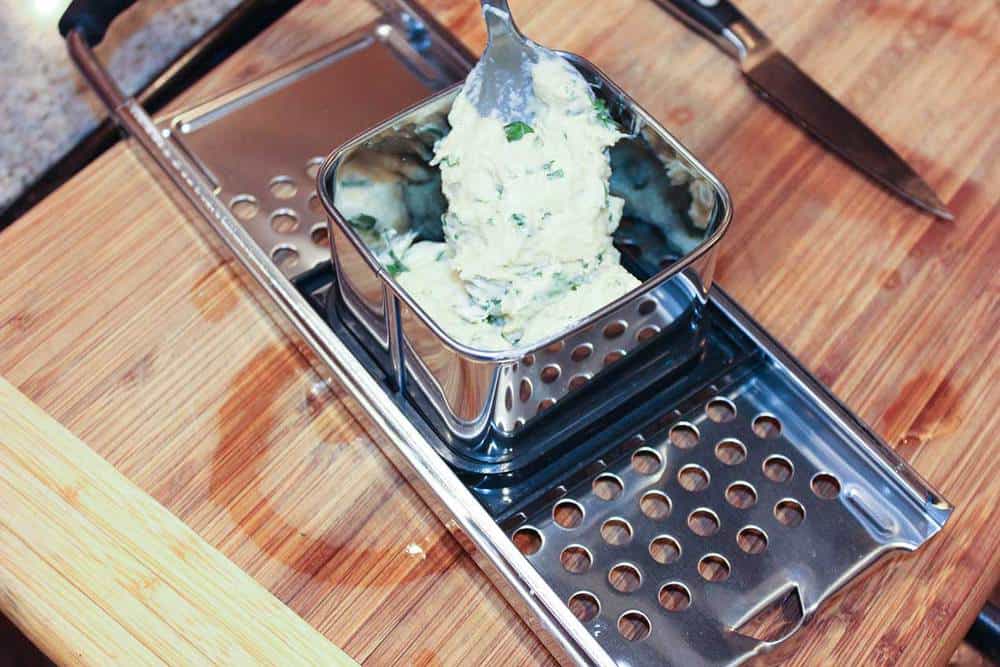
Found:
[510,357,950,665]
[166,12,466,278]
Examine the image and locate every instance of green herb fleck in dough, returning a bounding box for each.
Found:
[543,161,564,180]
[349,213,377,230]
[504,121,534,142]
[385,249,407,277]
[511,213,526,227]
[593,98,617,129]
[339,178,370,187]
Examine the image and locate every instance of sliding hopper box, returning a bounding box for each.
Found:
[317,53,732,469]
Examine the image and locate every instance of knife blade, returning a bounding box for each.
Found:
[654,0,952,220]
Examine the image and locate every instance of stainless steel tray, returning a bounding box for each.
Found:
[66,1,952,665]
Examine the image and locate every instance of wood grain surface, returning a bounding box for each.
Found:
[0,0,997,665]
[0,377,356,666]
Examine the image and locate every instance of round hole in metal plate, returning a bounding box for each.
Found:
[698,553,731,582]
[608,563,642,593]
[687,508,720,537]
[603,350,626,366]
[618,610,651,641]
[640,490,672,520]
[269,176,297,199]
[737,526,768,555]
[763,455,794,483]
[522,353,535,367]
[570,343,593,362]
[811,472,841,499]
[725,481,757,509]
[560,545,593,574]
[668,422,700,449]
[637,325,660,343]
[271,245,299,272]
[568,591,600,622]
[715,438,747,466]
[601,518,633,546]
[593,473,624,501]
[512,417,526,430]
[519,379,532,402]
[305,156,324,179]
[512,526,542,555]
[678,464,710,492]
[753,413,782,439]
[638,299,657,316]
[553,499,584,529]
[545,341,564,354]
[270,209,299,234]
[540,365,561,384]
[537,398,556,415]
[774,499,806,527]
[659,582,691,612]
[568,374,590,391]
[649,535,681,564]
[310,224,329,247]
[631,447,662,475]
[230,194,258,220]
[706,397,737,422]
[504,386,513,410]
[603,320,627,339]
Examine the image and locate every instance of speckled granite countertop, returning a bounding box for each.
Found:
[0,0,241,214]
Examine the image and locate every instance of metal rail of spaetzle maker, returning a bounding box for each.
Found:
[60,1,952,665]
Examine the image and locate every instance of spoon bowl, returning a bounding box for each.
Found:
[464,0,559,123]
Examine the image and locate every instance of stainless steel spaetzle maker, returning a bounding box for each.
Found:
[62,1,952,664]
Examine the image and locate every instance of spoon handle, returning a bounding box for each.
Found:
[480,0,512,14]
[480,0,521,41]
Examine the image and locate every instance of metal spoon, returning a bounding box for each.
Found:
[462,0,559,123]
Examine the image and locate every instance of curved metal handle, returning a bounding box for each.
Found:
[58,0,138,46]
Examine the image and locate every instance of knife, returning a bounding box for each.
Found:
[654,0,953,220]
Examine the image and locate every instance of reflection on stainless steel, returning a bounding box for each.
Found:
[67,4,951,666]
[320,64,731,458]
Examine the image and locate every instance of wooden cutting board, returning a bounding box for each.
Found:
[0,376,356,666]
[0,0,997,664]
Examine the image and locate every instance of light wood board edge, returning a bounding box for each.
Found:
[0,376,358,667]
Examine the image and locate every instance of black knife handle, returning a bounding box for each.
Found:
[654,0,752,59]
[59,0,138,46]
